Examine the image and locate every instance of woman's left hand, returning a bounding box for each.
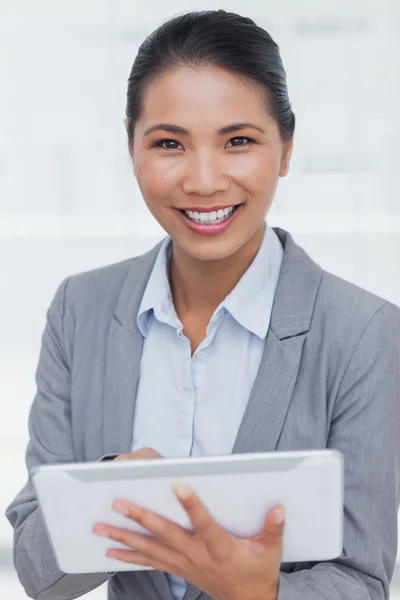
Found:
[93,484,284,600]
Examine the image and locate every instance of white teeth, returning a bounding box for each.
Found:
[184,206,236,224]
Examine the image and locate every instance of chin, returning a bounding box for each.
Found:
[174,236,245,262]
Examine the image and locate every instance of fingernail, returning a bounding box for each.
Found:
[173,484,192,500]
[273,507,285,525]
[93,525,110,537]
[113,502,131,516]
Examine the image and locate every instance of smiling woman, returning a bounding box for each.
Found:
[5,8,400,600]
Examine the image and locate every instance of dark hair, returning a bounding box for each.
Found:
[125,10,295,144]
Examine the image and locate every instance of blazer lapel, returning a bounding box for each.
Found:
[102,318,144,455]
[233,227,322,454]
[102,242,163,455]
[233,331,306,453]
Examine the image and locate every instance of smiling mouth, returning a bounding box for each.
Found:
[178,203,244,225]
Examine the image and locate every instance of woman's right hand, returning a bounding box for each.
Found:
[113,447,163,461]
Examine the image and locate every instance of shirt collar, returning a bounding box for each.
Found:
[137,223,283,340]
[221,224,283,339]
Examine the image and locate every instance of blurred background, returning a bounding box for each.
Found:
[1,0,400,597]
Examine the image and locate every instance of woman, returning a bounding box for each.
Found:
[6,9,400,600]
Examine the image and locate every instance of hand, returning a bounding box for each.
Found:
[113,447,163,461]
[93,484,284,600]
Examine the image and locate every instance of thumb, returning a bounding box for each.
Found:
[255,506,285,549]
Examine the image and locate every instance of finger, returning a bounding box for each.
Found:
[94,524,187,572]
[173,484,233,559]
[115,448,163,461]
[112,500,196,554]
[133,447,163,459]
[107,548,155,566]
[253,506,285,550]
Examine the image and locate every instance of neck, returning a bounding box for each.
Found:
[169,223,266,317]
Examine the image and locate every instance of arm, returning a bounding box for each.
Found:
[5,278,112,600]
[278,302,400,600]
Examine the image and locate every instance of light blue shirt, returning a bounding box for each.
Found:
[133,223,283,600]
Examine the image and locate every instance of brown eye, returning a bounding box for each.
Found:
[226,136,255,148]
[154,139,183,150]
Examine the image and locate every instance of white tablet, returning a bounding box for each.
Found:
[31,449,344,574]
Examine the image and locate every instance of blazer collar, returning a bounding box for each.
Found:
[113,227,322,341]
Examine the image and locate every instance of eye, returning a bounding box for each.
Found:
[226,136,255,148]
[153,139,183,150]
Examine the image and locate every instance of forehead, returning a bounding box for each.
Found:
[139,66,269,125]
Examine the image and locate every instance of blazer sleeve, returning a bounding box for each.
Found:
[278,301,400,600]
[5,278,113,600]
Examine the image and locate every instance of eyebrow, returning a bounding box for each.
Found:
[143,122,266,137]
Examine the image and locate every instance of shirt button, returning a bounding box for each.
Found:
[197,351,204,359]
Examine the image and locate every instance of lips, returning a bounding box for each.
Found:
[175,202,244,235]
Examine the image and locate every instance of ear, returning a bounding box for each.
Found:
[279,139,293,177]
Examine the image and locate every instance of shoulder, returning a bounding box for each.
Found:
[273,227,400,346]
[310,271,400,386]
[316,269,400,338]
[64,257,136,313]
[297,262,400,408]
[51,242,163,320]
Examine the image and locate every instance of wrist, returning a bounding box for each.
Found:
[252,579,279,600]
[222,580,278,600]
[268,578,279,600]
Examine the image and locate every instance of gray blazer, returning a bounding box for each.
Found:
[6,228,400,600]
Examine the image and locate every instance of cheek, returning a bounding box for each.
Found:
[135,156,180,205]
[226,152,281,191]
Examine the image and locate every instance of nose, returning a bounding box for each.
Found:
[182,152,229,196]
